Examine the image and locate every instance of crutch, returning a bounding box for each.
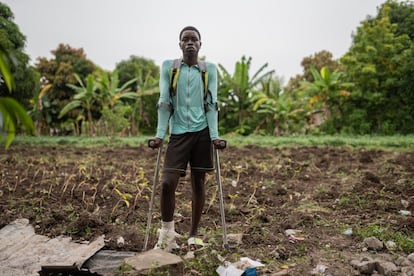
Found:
[214,141,229,249]
[143,141,163,251]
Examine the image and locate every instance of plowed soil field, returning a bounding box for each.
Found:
[1,144,413,275]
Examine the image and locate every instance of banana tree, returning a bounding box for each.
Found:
[300,66,352,126]
[252,75,307,135]
[133,70,159,135]
[97,69,138,110]
[29,84,52,135]
[96,69,138,135]
[0,48,35,149]
[59,74,99,135]
[218,56,274,135]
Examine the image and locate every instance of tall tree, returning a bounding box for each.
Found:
[35,44,96,134]
[285,50,340,94]
[132,70,159,135]
[115,55,159,91]
[387,0,414,40]
[0,2,39,108]
[341,3,413,134]
[115,56,160,135]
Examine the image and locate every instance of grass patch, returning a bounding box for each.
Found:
[356,223,414,254]
[11,134,414,149]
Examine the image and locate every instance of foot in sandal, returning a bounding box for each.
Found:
[188,236,205,251]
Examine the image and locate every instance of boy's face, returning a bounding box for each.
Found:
[179,30,201,55]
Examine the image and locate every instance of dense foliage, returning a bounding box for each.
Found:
[341,3,414,134]
[0,2,39,108]
[0,3,35,148]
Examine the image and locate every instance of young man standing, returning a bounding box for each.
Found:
[148,26,226,251]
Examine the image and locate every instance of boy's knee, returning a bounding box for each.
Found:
[161,171,179,192]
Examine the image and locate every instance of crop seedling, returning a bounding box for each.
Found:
[131,166,150,210]
[111,188,133,217]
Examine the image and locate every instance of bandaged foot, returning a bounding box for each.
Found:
[154,221,181,252]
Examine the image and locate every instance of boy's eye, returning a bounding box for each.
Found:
[182,37,198,42]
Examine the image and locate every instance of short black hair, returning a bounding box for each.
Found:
[179,26,201,40]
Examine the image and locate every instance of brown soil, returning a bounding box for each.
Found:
[1,145,413,275]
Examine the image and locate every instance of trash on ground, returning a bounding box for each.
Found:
[399,210,411,216]
[401,199,409,208]
[315,263,327,273]
[285,229,305,243]
[216,257,265,276]
[343,228,353,236]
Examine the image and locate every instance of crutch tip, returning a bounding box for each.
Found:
[223,244,230,250]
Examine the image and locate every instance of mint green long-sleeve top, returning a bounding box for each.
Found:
[155,59,219,140]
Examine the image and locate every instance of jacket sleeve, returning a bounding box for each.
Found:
[205,63,219,140]
[155,60,172,139]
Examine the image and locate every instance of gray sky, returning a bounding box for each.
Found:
[3,0,385,82]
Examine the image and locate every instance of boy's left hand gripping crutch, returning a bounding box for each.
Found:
[143,139,163,251]
[214,140,229,249]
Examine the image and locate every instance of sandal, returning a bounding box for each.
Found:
[188,237,205,251]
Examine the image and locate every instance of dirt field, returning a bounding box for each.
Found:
[1,144,413,275]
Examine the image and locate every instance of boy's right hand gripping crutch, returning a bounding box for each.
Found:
[214,140,229,249]
[143,139,163,251]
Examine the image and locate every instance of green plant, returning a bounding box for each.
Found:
[356,223,414,254]
[338,196,351,206]
[111,188,133,217]
[354,195,367,209]
[115,262,134,275]
[183,246,223,274]
[318,185,328,195]
[131,166,150,210]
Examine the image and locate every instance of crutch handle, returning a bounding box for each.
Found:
[148,138,162,149]
[213,139,227,149]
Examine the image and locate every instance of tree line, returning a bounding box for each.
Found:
[1,0,414,145]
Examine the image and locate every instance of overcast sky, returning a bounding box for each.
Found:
[3,0,386,83]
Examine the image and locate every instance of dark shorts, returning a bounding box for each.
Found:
[163,127,214,176]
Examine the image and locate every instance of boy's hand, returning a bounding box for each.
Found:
[148,138,163,149]
[213,139,227,149]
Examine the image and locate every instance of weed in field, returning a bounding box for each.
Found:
[355,223,414,253]
[262,179,276,187]
[354,195,367,209]
[183,248,224,274]
[231,163,247,186]
[205,185,218,214]
[338,195,351,206]
[115,262,134,275]
[65,210,80,235]
[317,185,328,195]
[227,193,239,214]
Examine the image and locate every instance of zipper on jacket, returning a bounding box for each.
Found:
[186,67,190,130]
